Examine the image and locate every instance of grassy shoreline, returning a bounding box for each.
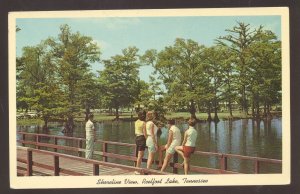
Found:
[17,111,282,125]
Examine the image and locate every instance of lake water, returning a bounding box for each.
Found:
[17,117,282,174]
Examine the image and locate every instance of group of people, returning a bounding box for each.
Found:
[84,111,198,175]
[134,111,198,175]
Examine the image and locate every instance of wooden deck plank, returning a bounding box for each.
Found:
[17,148,137,176]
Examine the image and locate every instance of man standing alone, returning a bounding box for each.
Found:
[85,113,95,159]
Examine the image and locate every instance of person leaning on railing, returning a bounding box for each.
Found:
[145,111,159,169]
[134,110,147,175]
[157,119,182,172]
[175,118,198,175]
[85,113,95,159]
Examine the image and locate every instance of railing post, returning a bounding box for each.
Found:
[173,152,179,174]
[93,164,99,175]
[255,160,260,174]
[27,150,33,176]
[103,142,108,162]
[220,154,228,173]
[78,140,83,157]
[54,137,58,152]
[36,135,41,149]
[22,134,26,146]
[54,155,59,176]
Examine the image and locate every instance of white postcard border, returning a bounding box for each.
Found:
[9,7,290,189]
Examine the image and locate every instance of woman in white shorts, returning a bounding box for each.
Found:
[145,111,158,169]
[158,119,181,172]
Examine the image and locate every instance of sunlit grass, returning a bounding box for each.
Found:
[16,110,280,125]
[165,111,250,120]
[17,118,44,126]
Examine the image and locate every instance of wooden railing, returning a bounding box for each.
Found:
[17,146,170,176]
[17,131,282,174]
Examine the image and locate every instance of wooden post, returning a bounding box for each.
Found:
[54,137,58,152]
[27,150,33,176]
[54,155,59,176]
[220,155,228,173]
[36,135,41,149]
[93,164,99,175]
[22,134,26,146]
[134,145,138,167]
[255,160,260,174]
[173,152,179,174]
[78,140,83,157]
[103,142,108,162]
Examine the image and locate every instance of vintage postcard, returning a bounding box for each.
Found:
[9,7,290,188]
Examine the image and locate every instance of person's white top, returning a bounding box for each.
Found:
[146,121,158,136]
[86,120,95,133]
[185,126,197,147]
[170,125,181,146]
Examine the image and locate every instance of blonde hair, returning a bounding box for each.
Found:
[146,111,154,121]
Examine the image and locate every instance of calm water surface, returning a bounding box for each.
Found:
[17,118,282,174]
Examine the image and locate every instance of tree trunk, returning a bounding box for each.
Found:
[189,100,197,120]
[207,103,212,122]
[251,98,255,118]
[263,101,267,118]
[115,107,119,120]
[43,117,49,131]
[240,84,249,115]
[267,103,272,119]
[66,116,75,133]
[256,98,260,120]
[267,104,271,115]
[85,105,90,122]
[228,99,233,118]
[227,79,233,118]
[197,102,201,113]
[137,104,141,112]
[213,98,219,122]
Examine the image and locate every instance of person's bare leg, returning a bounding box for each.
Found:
[175,146,184,159]
[161,153,173,172]
[184,157,190,175]
[147,152,155,169]
[158,145,165,167]
[136,151,144,168]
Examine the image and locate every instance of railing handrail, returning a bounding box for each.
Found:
[193,151,282,164]
[18,131,136,147]
[17,131,282,163]
[17,131,282,174]
[18,131,86,141]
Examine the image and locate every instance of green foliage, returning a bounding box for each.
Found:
[144,38,206,119]
[47,24,101,124]
[217,22,263,113]
[247,30,281,116]
[31,83,68,121]
[16,21,282,125]
[98,46,140,119]
[134,79,153,109]
[17,24,101,127]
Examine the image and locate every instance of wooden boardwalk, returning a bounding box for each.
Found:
[17,148,135,176]
[17,146,170,176]
[16,132,282,176]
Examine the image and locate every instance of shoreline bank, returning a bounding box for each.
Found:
[16,111,282,126]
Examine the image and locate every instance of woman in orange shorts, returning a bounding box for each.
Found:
[175,118,198,175]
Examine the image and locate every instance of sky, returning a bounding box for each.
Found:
[16,16,281,82]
